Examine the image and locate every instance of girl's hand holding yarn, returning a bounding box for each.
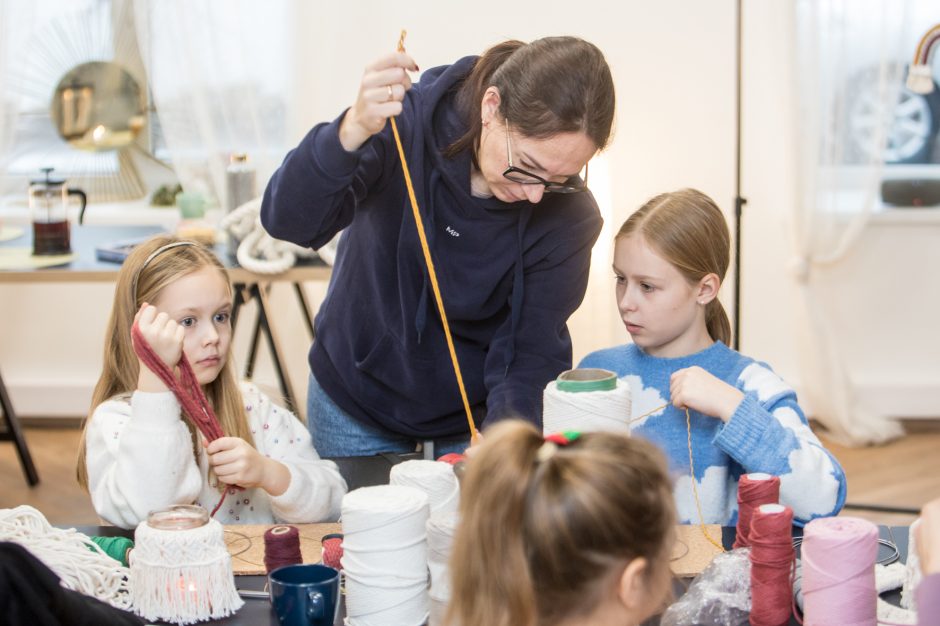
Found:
[134,303,184,393]
[339,51,418,152]
[205,437,290,496]
[670,366,745,423]
[917,497,940,575]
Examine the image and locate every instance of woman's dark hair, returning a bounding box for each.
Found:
[444,36,616,164]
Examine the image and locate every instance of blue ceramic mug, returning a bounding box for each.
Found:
[268,564,340,626]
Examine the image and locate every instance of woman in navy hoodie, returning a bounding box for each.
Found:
[261,36,615,458]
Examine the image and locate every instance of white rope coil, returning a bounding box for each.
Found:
[341,485,430,626]
[131,517,242,624]
[542,378,632,434]
[390,460,460,515]
[0,505,132,610]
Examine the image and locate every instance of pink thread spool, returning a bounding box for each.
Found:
[801,516,878,626]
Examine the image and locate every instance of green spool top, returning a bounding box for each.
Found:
[555,368,617,393]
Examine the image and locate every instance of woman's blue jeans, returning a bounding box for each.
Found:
[306,373,470,459]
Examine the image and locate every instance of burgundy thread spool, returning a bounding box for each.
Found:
[321,533,343,570]
[263,525,302,573]
[735,473,780,549]
[749,503,794,626]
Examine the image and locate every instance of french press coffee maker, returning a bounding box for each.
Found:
[29,167,87,256]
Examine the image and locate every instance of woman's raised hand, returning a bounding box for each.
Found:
[339,51,418,152]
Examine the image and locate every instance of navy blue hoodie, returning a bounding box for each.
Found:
[261,55,602,439]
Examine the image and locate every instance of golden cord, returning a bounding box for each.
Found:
[388,30,479,442]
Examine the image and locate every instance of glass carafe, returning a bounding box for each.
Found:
[28,167,87,256]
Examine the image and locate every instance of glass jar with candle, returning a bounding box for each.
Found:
[146,504,209,531]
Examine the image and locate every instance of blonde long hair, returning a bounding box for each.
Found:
[445,421,675,626]
[618,188,732,345]
[76,235,253,489]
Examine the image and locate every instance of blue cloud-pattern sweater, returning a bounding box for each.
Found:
[578,341,846,526]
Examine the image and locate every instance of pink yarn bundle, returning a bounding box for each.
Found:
[801,516,878,626]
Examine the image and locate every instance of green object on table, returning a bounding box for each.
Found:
[555,368,617,393]
[90,535,134,566]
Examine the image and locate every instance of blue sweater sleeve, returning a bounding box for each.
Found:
[261,111,393,250]
[713,362,846,524]
[482,208,601,428]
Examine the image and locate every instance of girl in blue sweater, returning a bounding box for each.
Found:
[579,189,846,525]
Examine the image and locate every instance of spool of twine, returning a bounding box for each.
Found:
[321,533,344,570]
[341,485,430,626]
[735,473,780,549]
[749,503,794,626]
[801,516,878,626]
[390,459,460,514]
[542,368,631,434]
[426,510,459,626]
[263,525,302,573]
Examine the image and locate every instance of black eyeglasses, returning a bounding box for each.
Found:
[502,120,589,194]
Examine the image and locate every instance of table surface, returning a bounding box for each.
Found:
[0,224,332,284]
[78,521,911,626]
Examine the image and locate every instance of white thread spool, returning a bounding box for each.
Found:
[426,510,460,626]
[131,504,242,625]
[342,485,430,626]
[390,460,460,514]
[901,518,922,609]
[542,368,631,434]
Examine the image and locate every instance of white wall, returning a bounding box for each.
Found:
[2,1,937,422]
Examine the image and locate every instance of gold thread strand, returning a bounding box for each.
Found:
[627,400,725,551]
[389,30,479,442]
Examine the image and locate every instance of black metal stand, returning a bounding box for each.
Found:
[0,367,40,486]
[732,0,747,351]
[231,281,316,414]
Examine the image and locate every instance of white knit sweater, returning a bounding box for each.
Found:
[85,382,347,529]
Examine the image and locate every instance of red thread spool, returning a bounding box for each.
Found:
[436,453,465,465]
[321,533,343,570]
[735,473,780,549]
[263,525,303,573]
[749,503,794,626]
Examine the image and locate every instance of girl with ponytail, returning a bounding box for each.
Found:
[446,420,676,626]
[580,188,846,526]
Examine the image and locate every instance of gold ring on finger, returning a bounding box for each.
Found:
[387,84,394,102]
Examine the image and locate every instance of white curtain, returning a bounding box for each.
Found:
[790,1,913,445]
[0,1,37,196]
[132,0,293,209]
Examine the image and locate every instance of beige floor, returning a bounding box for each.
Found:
[1,421,938,527]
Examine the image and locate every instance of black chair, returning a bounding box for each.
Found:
[0,367,39,486]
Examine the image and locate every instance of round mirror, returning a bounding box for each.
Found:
[50,61,146,152]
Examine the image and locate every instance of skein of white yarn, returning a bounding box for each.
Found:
[542,371,632,434]
[426,510,460,626]
[0,505,132,610]
[390,460,460,514]
[342,485,430,626]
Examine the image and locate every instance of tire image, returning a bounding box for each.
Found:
[846,64,940,165]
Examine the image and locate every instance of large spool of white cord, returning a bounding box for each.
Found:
[426,510,460,626]
[390,459,460,515]
[342,485,430,626]
[542,368,632,434]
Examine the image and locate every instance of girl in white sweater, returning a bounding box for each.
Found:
[77,235,346,529]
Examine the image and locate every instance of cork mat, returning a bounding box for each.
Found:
[223,523,342,575]
[670,524,725,578]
